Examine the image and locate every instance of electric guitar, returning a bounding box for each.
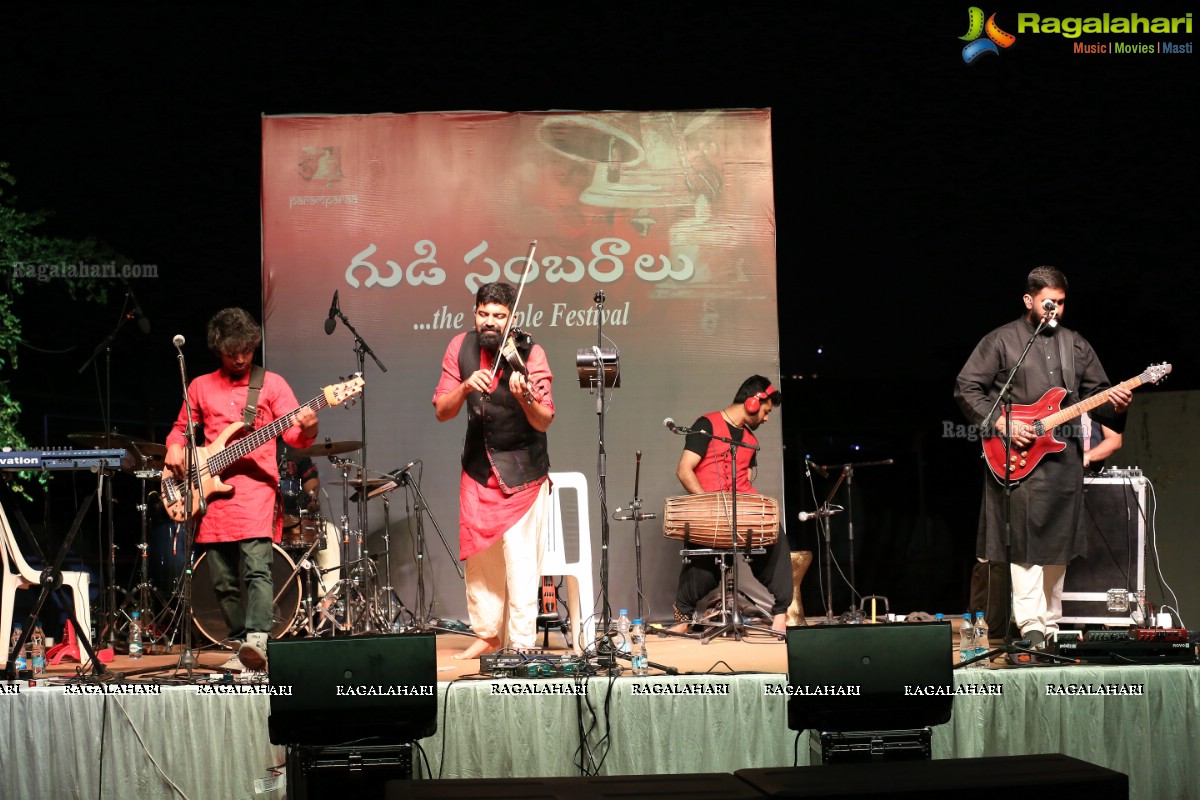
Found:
[982,362,1170,483]
[161,376,364,521]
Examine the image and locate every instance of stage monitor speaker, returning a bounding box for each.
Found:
[736,753,1128,799]
[785,622,952,736]
[267,631,437,746]
[1062,474,1147,626]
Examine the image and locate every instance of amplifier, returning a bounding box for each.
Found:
[1057,638,1195,665]
[1062,474,1146,625]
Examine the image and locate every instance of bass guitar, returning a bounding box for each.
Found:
[161,376,364,521]
[982,362,1170,483]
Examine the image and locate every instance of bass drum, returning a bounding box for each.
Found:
[190,543,301,645]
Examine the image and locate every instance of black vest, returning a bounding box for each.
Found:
[457,331,550,493]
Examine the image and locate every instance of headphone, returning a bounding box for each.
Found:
[743,384,776,414]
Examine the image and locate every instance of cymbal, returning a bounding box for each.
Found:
[331,477,391,489]
[292,439,363,457]
[68,431,167,458]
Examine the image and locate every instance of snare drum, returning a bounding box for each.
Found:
[663,491,780,548]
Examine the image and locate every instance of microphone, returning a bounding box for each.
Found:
[664,417,683,434]
[1041,298,1059,328]
[324,290,339,335]
[798,507,843,522]
[805,458,828,478]
[125,288,151,334]
[394,460,418,474]
[172,334,186,349]
[1041,299,1057,312]
[594,290,605,305]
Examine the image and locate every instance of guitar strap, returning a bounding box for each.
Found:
[242,365,266,430]
[1056,327,1076,398]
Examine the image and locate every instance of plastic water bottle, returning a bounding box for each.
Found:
[934,612,945,623]
[958,613,976,666]
[974,612,990,667]
[630,619,648,676]
[30,622,46,675]
[11,623,27,672]
[616,609,632,654]
[128,611,144,659]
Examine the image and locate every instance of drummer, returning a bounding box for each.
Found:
[667,375,793,634]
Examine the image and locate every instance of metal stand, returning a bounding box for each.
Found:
[812,459,893,624]
[2,478,111,679]
[576,290,621,663]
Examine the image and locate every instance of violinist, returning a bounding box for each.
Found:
[433,281,555,659]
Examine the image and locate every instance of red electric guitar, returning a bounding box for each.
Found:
[982,362,1171,483]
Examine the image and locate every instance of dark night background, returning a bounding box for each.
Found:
[3,4,1195,629]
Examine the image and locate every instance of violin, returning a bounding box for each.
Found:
[498,327,532,377]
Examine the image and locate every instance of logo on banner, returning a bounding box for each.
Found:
[297,146,344,187]
[960,7,1016,63]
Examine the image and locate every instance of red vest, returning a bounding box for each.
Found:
[694,412,758,494]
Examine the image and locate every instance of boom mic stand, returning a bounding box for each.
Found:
[961,308,1075,668]
[812,458,893,624]
[326,291,388,575]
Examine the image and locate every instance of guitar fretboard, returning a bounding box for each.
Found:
[206,394,330,475]
[1039,376,1144,430]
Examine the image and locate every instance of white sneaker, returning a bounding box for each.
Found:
[220,653,245,671]
[238,632,269,671]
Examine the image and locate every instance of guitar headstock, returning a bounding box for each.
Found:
[324,375,365,407]
[1140,363,1173,385]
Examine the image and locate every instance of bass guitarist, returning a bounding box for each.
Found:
[165,307,318,671]
[954,267,1131,651]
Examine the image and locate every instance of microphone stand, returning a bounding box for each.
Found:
[329,297,387,589]
[962,310,1075,668]
[813,458,893,624]
[582,290,620,664]
[76,303,136,650]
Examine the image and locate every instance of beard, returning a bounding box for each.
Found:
[478,327,503,352]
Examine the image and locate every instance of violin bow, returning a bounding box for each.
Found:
[486,239,538,383]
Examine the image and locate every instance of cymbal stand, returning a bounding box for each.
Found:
[286,530,328,637]
[117,455,175,649]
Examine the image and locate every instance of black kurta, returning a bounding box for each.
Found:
[954,317,1114,565]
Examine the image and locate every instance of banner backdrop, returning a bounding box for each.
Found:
[261,109,780,629]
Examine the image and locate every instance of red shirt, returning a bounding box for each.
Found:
[167,368,316,544]
[434,332,554,559]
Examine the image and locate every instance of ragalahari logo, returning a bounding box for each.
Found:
[960,7,1017,63]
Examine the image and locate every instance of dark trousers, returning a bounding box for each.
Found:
[969,560,1013,637]
[203,538,274,638]
[675,535,793,618]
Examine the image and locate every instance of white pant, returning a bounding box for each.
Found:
[1010,562,1066,638]
[463,481,549,649]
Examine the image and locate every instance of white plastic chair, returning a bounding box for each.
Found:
[543,472,596,654]
[1,499,93,656]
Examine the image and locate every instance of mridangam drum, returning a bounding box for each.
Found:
[190,543,301,645]
[663,491,780,548]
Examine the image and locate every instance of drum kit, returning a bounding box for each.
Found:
[71,431,410,654]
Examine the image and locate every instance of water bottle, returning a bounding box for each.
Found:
[30,622,46,675]
[934,612,944,623]
[128,611,144,659]
[958,613,976,666]
[11,623,27,672]
[616,609,632,654]
[974,612,990,667]
[630,619,648,676]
